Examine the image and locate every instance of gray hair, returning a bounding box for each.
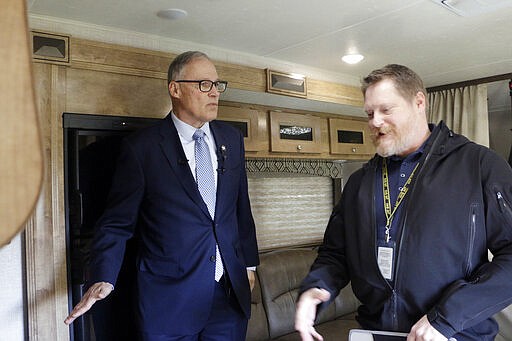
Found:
[167,51,210,84]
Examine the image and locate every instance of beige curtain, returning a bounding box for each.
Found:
[428,84,489,147]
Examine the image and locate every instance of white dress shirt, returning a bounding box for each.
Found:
[171,112,218,188]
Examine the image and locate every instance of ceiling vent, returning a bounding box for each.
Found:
[430,0,512,17]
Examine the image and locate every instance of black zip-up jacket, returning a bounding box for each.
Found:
[300,121,512,340]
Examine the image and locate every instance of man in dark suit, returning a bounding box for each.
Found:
[65,51,259,341]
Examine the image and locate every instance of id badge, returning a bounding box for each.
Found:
[377,240,395,280]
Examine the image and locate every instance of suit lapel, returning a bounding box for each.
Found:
[210,122,233,219]
[158,114,211,218]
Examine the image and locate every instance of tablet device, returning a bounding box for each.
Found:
[349,329,457,341]
[349,329,408,341]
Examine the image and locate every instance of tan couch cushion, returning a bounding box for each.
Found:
[257,249,314,338]
[257,248,360,339]
[271,313,360,341]
[247,271,270,341]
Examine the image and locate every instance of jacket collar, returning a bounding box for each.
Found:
[158,113,212,219]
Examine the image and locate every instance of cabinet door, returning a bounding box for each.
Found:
[270,111,328,154]
[217,106,268,152]
[329,118,375,156]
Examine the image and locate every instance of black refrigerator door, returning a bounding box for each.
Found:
[64,113,159,341]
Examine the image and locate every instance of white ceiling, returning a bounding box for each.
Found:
[27,0,512,111]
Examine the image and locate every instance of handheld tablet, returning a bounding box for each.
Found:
[349,329,457,341]
[349,329,408,341]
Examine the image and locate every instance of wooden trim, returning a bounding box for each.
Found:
[70,60,167,80]
[27,62,69,341]
[216,63,266,93]
[258,241,323,253]
[307,78,363,107]
[25,212,38,340]
[427,73,512,92]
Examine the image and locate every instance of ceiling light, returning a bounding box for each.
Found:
[341,54,364,64]
[157,8,188,20]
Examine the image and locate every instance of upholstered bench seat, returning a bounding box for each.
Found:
[246,247,512,341]
[246,248,360,340]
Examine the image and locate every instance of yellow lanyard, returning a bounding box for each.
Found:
[382,159,419,243]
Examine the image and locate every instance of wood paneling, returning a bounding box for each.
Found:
[70,38,267,94]
[71,38,171,77]
[216,63,266,93]
[70,38,361,106]
[307,78,363,107]
[28,34,365,340]
[28,62,69,341]
[66,68,170,117]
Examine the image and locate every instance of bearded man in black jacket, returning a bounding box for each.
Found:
[295,64,512,341]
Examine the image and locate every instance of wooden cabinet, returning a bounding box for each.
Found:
[328,118,374,157]
[269,111,328,154]
[217,105,372,159]
[217,105,268,152]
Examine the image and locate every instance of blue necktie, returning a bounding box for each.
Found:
[193,129,223,281]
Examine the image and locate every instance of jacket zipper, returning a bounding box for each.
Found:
[392,289,398,330]
[390,128,444,328]
[465,206,477,276]
[496,191,512,218]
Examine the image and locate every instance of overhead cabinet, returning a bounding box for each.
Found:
[328,118,374,156]
[269,111,329,154]
[217,106,268,152]
[217,105,373,159]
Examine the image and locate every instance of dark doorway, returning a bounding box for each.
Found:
[63,113,159,341]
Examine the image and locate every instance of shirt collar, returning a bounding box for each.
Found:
[171,112,212,142]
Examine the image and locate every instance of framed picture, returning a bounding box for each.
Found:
[266,69,307,98]
[31,30,70,64]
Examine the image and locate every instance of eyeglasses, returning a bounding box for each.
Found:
[174,80,228,93]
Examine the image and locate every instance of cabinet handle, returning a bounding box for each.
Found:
[352,147,357,153]
[297,144,303,151]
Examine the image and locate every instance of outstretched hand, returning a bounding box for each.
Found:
[407,315,449,341]
[64,282,114,325]
[295,288,331,341]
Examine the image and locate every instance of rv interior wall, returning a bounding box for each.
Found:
[0,233,26,341]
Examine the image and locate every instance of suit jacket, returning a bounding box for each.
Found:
[89,113,259,334]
